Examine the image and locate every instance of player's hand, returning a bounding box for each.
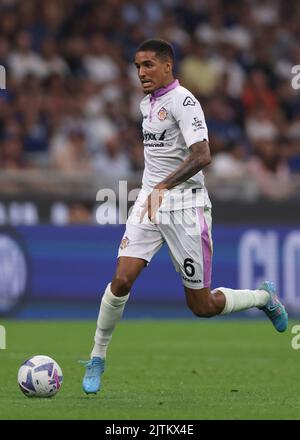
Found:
[140,186,167,223]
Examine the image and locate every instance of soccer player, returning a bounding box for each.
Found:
[81,39,288,394]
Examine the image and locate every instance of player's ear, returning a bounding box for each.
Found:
[164,61,172,74]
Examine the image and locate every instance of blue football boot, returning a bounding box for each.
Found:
[259,281,288,332]
[80,357,105,394]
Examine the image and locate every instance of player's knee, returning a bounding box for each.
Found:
[188,297,217,318]
[112,274,134,295]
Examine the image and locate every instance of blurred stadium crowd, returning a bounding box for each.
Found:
[0,0,300,202]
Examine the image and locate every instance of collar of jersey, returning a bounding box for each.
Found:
[151,79,179,99]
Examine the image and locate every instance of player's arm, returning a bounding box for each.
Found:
[141,141,211,222]
[154,140,211,191]
[156,92,211,191]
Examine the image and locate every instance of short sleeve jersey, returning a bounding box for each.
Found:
[140,79,210,210]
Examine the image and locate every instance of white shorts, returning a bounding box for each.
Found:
[118,195,213,289]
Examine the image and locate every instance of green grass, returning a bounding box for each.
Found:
[0,319,299,420]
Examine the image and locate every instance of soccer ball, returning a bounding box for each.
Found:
[17,355,63,398]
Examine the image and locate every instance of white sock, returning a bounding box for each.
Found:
[91,283,129,359]
[215,287,270,315]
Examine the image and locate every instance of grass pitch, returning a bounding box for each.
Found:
[0,319,299,420]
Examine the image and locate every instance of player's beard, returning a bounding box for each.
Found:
[141,80,156,94]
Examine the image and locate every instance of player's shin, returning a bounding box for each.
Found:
[91,282,130,359]
[214,287,269,315]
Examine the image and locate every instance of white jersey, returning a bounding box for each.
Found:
[140,79,211,210]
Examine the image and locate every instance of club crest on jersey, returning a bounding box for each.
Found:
[157,107,168,121]
[120,236,130,250]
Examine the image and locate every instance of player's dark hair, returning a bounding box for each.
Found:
[136,39,175,63]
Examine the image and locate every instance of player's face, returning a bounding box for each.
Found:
[135,51,172,94]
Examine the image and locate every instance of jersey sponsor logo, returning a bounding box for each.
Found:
[144,142,164,148]
[158,129,166,140]
[143,130,167,144]
[143,131,158,141]
[120,236,130,250]
[157,106,168,121]
[183,96,196,106]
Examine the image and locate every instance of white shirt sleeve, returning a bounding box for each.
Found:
[172,92,209,148]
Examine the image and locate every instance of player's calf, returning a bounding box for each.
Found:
[185,287,224,318]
